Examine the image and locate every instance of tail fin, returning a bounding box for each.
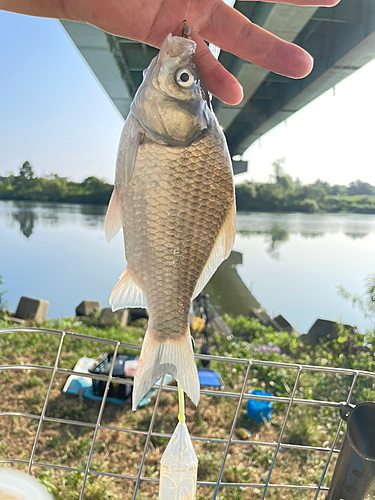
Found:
[132,326,200,410]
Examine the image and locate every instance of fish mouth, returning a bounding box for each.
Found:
[158,33,196,63]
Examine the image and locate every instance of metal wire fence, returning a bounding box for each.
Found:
[0,326,374,499]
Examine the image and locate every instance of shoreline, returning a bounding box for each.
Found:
[2,197,375,215]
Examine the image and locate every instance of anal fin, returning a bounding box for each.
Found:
[110,267,147,311]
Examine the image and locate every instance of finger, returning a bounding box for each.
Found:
[201,1,314,79]
[238,0,340,5]
[192,33,244,105]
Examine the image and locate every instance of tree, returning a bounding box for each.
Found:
[276,174,294,192]
[301,185,327,203]
[348,180,375,196]
[314,179,331,194]
[338,274,375,328]
[235,183,257,211]
[272,158,286,179]
[19,161,34,180]
[297,198,319,213]
[44,174,68,201]
[272,158,294,193]
[331,184,348,196]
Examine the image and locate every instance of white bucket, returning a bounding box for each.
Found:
[0,469,53,500]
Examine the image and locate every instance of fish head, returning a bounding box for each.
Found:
[131,34,212,146]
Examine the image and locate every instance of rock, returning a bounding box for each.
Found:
[9,316,26,325]
[248,307,272,326]
[15,296,49,324]
[128,308,148,322]
[100,307,129,327]
[75,300,101,317]
[74,316,90,322]
[273,314,299,335]
[305,318,358,346]
[265,318,282,331]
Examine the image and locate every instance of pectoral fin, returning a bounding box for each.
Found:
[105,185,122,244]
[116,113,144,187]
[105,114,144,244]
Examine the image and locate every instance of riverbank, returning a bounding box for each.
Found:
[2,166,375,214]
[236,182,375,214]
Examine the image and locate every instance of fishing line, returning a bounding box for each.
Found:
[182,0,192,38]
[184,0,192,26]
[178,382,186,423]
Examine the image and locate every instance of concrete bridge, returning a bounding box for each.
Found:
[61,0,374,162]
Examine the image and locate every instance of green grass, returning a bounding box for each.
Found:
[1,314,375,499]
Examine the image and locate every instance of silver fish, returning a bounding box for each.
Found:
[105,33,235,410]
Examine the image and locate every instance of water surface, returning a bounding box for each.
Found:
[235,212,375,333]
[1,200,374,333]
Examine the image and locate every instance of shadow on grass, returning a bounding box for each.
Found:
[45,392,132,432]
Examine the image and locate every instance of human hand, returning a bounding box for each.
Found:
[2,0,340,104]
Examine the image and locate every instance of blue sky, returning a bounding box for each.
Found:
[0,9,374,185]
[0,11,124,183]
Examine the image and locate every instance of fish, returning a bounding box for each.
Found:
[105,33,235,410]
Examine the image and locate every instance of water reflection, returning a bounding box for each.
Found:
[79,204,106,228]
[237,213,375,259]
[345,233,367,239]
[9,202,61,238]
[267,225,289,259]
[4,201,106,237]
[12,208,36,238]
[236,212,375,238]
[238,225,290,258]
[238,225,290,259]
[300,232,324,239]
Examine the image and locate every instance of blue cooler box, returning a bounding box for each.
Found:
[247,389,273,423]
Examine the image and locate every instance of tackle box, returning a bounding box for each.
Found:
[88,352,138,400]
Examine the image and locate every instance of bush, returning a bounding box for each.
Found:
[296,199,319,213]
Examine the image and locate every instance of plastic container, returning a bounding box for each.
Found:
[88,352,137,399]
[246,389,273,423]
[0,468,53,500]
[159,422,198,499]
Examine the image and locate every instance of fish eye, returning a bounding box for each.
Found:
[175,68,194,88]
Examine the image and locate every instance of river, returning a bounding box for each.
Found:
[0,200,374,334]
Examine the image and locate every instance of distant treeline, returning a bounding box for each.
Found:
[0,162,112,205]
[236,160,375,214]
[2,160,375,214]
